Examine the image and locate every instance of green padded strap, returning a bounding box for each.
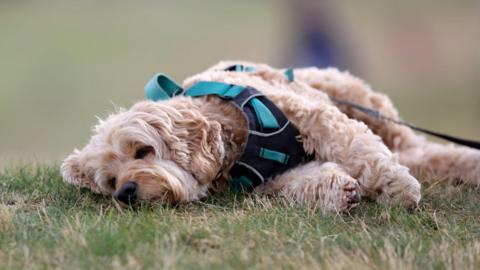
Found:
[229,64,256,72]
[227,64,292,81]
[185,81,245,99]
[234,64,243,72]
[249,98,280,129]
[259,148,290,164]
[145,73,183,101]
[230,175,254,190]
[284,68,294,82]
[186,82,279,129]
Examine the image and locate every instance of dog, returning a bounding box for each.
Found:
[61,61,480,212]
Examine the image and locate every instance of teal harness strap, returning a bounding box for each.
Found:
[229,176,254,190]
[225,64,293,82]
[259,148,290,164]
[145,73,183,101]
[185,81,245,99]
[144,74,280,130]
[225,64,257,72]
[249,98,280,129]
[284,68,294,82]
[186,82,279,130]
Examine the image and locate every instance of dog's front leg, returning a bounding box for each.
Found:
[265,90,421,209]
[256,161,360,213]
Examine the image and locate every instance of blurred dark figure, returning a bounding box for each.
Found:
[287,0,357,73]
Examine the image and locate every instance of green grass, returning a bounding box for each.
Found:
[1,166,479,269]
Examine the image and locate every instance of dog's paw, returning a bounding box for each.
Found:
[342,179,361,209]
[257,162,361,213]
[325,175,361,213]
[376,167,421,210]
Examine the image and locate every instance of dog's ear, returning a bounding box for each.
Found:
[132,101,225,184]
[61,149,102,193]
[171,116,225,184]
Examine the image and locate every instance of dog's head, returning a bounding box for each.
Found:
[61,99,225,204]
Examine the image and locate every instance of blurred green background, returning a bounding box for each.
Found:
[0,0,479,168]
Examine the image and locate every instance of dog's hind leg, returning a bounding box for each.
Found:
[398,142,480,186]
[293,67,480,186]
[256,161,360,213]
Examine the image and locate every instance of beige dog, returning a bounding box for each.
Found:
[61,61,480,212]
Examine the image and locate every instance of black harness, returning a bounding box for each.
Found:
[205,86,306,188]
[144,70,309,189]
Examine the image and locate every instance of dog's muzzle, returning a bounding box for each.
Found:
[114,181,137,204]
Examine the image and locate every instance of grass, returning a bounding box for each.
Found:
[0,166,479,269]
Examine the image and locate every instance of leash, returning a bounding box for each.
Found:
[329,96,480,150]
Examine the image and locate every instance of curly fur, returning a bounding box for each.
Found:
[61,61,480,212]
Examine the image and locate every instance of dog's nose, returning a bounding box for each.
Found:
[114,181,137,204]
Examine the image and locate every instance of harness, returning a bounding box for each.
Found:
[144,68,308,189]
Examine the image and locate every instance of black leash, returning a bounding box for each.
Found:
[330,96,480,150]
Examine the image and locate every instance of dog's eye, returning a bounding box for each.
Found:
[109,177,116,189]
[135,146,155,159]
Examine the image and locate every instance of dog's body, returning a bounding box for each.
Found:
[62,61,480,212]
